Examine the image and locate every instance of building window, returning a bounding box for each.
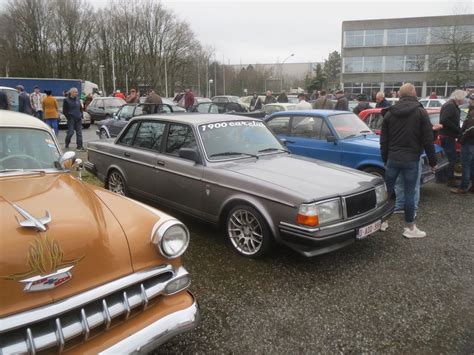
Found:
[345,31,364,47]
[344,57,364,72]
[405,55,425,71]
[385,56,405,71]
[407,28,428,45]
[364,30,384,46]
[430,26,451,44]
[387,28,407,45]
[363,57,383,72]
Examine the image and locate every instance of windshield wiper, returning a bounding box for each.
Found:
[210,152,258,158]
[257,147,289,154]
[359,130,372,134]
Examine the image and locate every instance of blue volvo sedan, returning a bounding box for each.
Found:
[265,110,448,183]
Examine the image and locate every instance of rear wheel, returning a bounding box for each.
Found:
[362,166,385,179]
[106,170,128,196]
[225,205,273,258]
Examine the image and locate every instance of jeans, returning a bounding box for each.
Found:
[395,158,422,211]
[44,119,59,135]
[65,117,83,148]
[385,160,419,224]
[441,136,457,180]
[34,110,44,121]
[460,144,474,190]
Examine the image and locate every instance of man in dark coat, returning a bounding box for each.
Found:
[249,93,262,111]
[264,90,276,105]
[380,83,437,239]
[352,94,371,115]
[277,91,288,103]
[334,90,349,111]
[63,87,84,151]
[439,90,465,187]
[184,88,195,112]
[375,91,390,108]
[16,85,32,115]
[312,90,334,109]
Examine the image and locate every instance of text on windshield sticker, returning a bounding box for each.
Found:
[200,121,264,131]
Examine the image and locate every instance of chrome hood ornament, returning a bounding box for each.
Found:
[12,202,51,232]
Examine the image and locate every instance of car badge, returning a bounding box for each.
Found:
[11,202,51,232]
[2,235,84,292]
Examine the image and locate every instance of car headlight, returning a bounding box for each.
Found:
[151,220,190,258]
[375,183,388,205]
[297,198,342,227]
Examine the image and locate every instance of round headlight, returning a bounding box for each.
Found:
[152,220,190,258]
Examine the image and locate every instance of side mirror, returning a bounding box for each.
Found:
[113,114,118,120]
[326,135,337,144]
[179,148,202,164]
[59,151,76,169]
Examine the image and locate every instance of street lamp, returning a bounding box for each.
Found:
[99,65,105,96]
[280,53,294,92]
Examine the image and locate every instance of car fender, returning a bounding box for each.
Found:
[218,193,279,240]
[98,125,111,138]
[355,159,385,171]
[106,163,129,187]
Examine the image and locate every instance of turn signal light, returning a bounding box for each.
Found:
[297,214,319,227]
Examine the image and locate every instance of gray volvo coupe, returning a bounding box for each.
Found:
[86,114,394,258]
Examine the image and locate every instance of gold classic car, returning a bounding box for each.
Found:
[0,111,199,353]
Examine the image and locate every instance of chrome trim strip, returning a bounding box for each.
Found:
[26,327,36,355]
[99,294,200,355]
[55,318,65,352]
[80,308,90,341]
[102,299,112,330]
[1,264,173,332]
[123,291,131,320]
[140,284,149,310]
[87,148,156,169]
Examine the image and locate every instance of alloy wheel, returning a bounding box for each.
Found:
[227,209,263,255]
[107,171,126,195]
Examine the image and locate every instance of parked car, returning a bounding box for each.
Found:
[86,114,394,258]
[87,97,126,123]
[263,103,297,117]
[0,111,199,353]
[56,96,91,129]
[211,95,240,103]
[193,102,248,114]
[97,103,181,139]
[266,110,448,183]
[419,98,446,108]
[0,86,19,111]
[162,97,187,112]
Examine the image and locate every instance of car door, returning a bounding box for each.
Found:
[87,100,98,121]
[285,115,342,164]
[95,100,106,120]
[117,120,166,199]
[111,105,134,136]
[155,123,204,217]
[366,113,384,134]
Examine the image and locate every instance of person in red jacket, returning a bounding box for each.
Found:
[184,88,195,112]
[114,90,126,100]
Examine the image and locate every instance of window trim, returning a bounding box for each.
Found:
[163,122,198,158]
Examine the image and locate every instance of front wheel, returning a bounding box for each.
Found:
[99,128,109,139]
[362,166,385,179]
[225,205,273,258]
[106,170,128,196]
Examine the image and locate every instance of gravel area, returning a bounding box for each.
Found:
[157,182,474,353]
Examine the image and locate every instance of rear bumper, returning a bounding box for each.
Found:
[99,293,200,354]
[279,201,394,257]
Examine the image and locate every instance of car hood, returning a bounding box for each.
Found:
[221,154,379,201]
[342,134,381,151]
[0,173,133,317]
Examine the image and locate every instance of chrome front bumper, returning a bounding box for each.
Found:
[99,294,200,354]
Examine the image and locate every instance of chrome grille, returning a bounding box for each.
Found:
[343,189,377,219]
[0,265,190,354]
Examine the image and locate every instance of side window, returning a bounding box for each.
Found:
[165,124,197,156]
[118,121,139,146]
[158,105,172,113]
[118,105,134,120]
[291,116,323,139]
[132,121,166,151]
[226,103,241,112]
[267,116,290,135]
[368,113,384,130]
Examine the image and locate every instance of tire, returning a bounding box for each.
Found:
[99,128,109,139]
[362,166,385,179]
[82,124,90,129]
[225,204,274,258]
[106,170,128,196]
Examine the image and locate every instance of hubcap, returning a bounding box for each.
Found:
[108,172,125,195]
[228,209,263,255]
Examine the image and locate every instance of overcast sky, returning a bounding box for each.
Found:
[159,0,472,64]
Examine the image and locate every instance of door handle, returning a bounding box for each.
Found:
[124,152,131,157]
[157,161,165,166]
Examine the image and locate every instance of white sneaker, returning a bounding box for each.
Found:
[403,225,426,239]
[380,221,389,232]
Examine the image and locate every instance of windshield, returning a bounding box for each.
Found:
[0,128,61,171]
[328,113,373,139]
[199,120,285,161]
[105,98,126,108]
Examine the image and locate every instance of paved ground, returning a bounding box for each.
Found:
[75,125,474,353]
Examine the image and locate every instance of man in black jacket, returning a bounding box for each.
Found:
[334,90,349,111]
[381,83,437,239]
[451,93,474,194]
[439,90,465,187]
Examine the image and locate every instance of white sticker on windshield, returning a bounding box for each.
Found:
[200,121,264,132]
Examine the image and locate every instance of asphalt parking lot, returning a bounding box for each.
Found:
[69,125,473,353]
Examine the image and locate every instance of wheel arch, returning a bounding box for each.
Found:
[105,164,129,189]
[99,125,111,138]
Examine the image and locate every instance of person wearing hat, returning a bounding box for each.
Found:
[352,94,371,115]
[16,85,33,115]
[30,85,44,120]
[43,90,59,135]
[334,90,349,111]
[451,93,474,194]
[295,93,312,110]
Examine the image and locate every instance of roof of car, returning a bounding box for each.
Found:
[0,110,51,130]
[265,103,296,107]
[129,113,263,125]
[267,109,349,118]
